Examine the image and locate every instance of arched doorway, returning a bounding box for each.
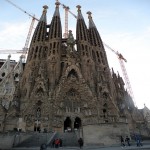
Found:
[64,117,72,132]
[74,117,81,130]
[34,120,41,132]
[34,107,41,132]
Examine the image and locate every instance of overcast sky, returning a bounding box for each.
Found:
[0,0,150,109]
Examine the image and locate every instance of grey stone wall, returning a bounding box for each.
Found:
[0,133,14,149]
[83,123,129,146]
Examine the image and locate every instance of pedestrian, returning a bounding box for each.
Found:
[78,138,83,149]
[135,134,143,147]
[40,143,47,150]
[120,136,125,147]
[59,138,62,147]
[52,139,55,148]
[125,136,130,146]
[55,138,60,148]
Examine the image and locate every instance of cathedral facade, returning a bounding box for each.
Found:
[0,2,149,145]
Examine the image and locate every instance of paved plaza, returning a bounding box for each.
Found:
[11,143,150,150]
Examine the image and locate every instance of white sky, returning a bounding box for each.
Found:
[0,0,150,109]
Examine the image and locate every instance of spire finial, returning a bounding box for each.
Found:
[43,5,48,14]
[76,5,81,11]
[87,11,92,19]
[87,11,96,28]
[69,30,72,34]
[55,1,60,7]
[20,55,24,59]
[8,54,11,59]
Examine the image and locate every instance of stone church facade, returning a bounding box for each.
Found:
[0,2,149,145]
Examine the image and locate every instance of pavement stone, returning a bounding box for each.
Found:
[5,140,150,150]
[10,145,150,150]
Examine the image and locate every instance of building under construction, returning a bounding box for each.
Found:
[0,1,150,147]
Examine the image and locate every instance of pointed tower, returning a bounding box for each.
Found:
[0,55,12,83]
[13,55,24,82]
[86,11,122,128]
[15,6,51,132]
[47,1,62,91]
[27,5,48,62]
[0,55,24,132]
[20,5,48,98]
[87,11,115,97]
[0,2,141,146]
[87,11,109,67]
[76,6,95,91]
[0,55,16,110]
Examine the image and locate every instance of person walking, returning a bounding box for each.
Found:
[55,139,60,148]
[78,138,83,149]
[40,143,47,150]
[125,136,130,146]
[135,134,143,147]
[59,138,62,147]
[120,136,125,147]
[52,139,55,148]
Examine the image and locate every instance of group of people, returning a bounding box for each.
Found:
[52,138,62,148]
[121,134,143,147]
[51,137,83,148]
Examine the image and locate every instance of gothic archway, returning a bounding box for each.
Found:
[64,117,72,132]
[74,117,81,129]
[34,107,41,132]
[34,120,41,132]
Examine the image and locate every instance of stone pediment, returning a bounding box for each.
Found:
[52,66,97,119]
[30,63,48,99]
[31,81,48,99]
[65,64,82,79]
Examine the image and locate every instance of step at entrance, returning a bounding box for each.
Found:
[14,132,54,147]
[55,132,79,147]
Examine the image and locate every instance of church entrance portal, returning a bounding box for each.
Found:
[74,117,81,129]
[64,117,72,132]
[34,120,41,132]
[64,117,81,132]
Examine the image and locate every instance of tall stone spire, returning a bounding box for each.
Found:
[27,5,48,62]
[47,1,62,90]
[87,11,103,47]
[48,1,62,39]
[87,11,115,101]
[76,5,92,59]
[87,11,109,67]
[31,5,48,43]
[76,5,89,42]
[76,5,95,91]
[19,6,49,102]
[1,2,142,145]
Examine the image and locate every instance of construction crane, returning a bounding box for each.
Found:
[57,0,135,103]
[4,0,39,62]
[3,0,135,103]
[103,43,135,102]
[56,0,77,38]
[22,17,38,62]
[0,49,24,54]
[0,16,37,58]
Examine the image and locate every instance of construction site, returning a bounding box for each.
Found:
[0,0,150,149]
